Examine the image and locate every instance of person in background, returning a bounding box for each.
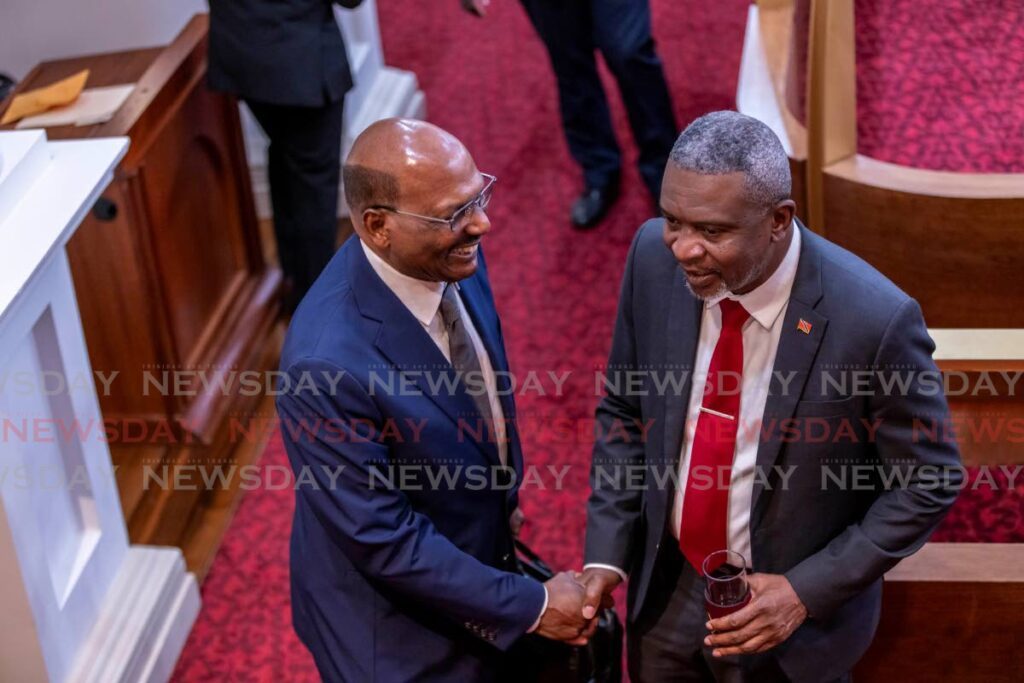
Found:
[208,0,362,313]
[461,0,677,229]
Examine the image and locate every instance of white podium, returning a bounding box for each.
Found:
[241,0,428,218]
[0,130,200,682]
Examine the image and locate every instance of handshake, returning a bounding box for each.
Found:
[534,567,624,645]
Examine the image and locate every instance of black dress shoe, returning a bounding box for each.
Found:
[570,183,620,229]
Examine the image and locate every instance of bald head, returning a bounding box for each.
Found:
[343,118,473,219]
[343,118,490,283]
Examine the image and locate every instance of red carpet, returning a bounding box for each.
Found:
[172,1,1022,680]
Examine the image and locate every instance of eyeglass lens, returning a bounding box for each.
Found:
[451,181,494,227]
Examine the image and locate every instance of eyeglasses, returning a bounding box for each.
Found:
[374,173,496,232]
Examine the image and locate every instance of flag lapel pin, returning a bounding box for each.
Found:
[797,319,812,335]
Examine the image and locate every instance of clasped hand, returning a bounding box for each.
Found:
[538,569,806,655]
[535,567,622,645]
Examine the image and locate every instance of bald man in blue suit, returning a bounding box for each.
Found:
[276,119,590,682]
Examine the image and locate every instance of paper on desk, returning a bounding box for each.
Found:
[15,84,135,129]
[0,69,90,125]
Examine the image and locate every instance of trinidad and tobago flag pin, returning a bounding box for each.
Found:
[797,319,813,335]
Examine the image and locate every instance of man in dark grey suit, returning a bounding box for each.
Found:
[208,0,363,312]
[577,111,962,682]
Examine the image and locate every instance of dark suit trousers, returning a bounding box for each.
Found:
[630,542,853,683]
[519,0,677,197]
[246,97,344,310]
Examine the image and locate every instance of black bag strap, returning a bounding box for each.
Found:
[514,538,555,581]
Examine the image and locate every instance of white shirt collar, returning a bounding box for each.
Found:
[360,239,445,326]
[708,224,802,330]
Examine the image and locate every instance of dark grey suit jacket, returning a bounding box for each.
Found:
[208,0,361,107]
[584,220,962,682]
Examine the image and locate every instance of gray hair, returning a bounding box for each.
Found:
[669,111,791,207]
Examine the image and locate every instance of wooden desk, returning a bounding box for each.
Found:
[1,14,281,577]
[855,543,1024,681]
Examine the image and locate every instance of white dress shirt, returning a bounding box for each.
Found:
[670,226,802,566]
[360,241,544,627]
[586,227,802,580]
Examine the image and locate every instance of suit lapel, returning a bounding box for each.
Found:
[650,269,702,531]
[348,242,499,464]
[751,225,828,512]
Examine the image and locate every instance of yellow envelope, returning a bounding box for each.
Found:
[1,69,90,126]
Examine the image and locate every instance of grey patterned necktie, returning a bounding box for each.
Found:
[439,284,494,428]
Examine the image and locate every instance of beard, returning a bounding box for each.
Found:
[684,257,768,301]
[684,278,728,301]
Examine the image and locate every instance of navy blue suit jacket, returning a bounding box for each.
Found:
[277,237,546,682]
[585,221,962,682]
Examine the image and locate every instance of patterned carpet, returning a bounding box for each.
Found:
[856,0,1024,172]
[171,0,1023,680]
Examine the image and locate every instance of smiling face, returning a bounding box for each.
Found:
[659,165,794,299]
[351,119,492,283]
[382,153,490,283]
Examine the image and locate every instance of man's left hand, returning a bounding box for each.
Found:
[704,573,807,657]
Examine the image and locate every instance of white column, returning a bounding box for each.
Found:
[0,131,199,683]
[241,0,427,219]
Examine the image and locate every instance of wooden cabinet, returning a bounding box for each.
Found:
[1,15,281,577]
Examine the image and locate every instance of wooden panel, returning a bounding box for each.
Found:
[806,0,857,230]
[856,544,1024,682]
[828,154,1024,198]
[118,270,280,549]
[929,334,1024,466]
[821,169,1024,328]
[932,330,1024,361]
[65,177,172,424]
[784,0,811,126]
[790,157,808,225]
[134,86,251,371]
[857,580,1024,681]
[946,399,1024,466]
[125,323,281,580]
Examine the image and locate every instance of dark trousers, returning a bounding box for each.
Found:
[246,97,344,311]
[519,0,677,197]
[629,544,853,683]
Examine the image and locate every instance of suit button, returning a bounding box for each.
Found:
[502,553,511,563]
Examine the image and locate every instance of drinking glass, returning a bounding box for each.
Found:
[703,549,751,620]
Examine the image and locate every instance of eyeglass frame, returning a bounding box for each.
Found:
[370,173,497,232]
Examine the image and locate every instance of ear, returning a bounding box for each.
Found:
[769,200,796,241]
[361,208,391,248]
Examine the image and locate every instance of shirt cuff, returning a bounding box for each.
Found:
[526,583,549,633]
[583,563,628,582]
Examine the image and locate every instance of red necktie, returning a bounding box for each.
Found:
[679,298,749,574]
